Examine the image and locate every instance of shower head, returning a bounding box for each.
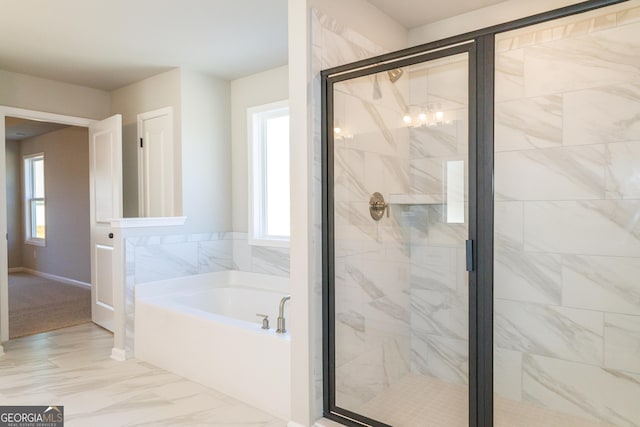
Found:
[388,68,403,83]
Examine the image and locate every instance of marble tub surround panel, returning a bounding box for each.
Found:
[494,4,640,426]
[129,232,290,284]
[122,232,290,355]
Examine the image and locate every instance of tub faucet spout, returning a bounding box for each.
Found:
[276,295,291,334]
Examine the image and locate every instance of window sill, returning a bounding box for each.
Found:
[25,239,46,247]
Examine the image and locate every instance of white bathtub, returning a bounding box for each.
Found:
[134,270,291,420]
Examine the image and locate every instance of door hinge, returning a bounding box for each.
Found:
[140,137,143,148]
[466,239,474,272]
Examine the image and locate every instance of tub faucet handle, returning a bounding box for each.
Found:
[256,313,269,330]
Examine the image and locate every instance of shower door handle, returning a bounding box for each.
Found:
[465,240,474,272]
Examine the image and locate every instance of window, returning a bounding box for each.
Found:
[24,153,46,246]
[248,100,290,246]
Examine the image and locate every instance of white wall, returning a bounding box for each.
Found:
[110,68,183,218]
[0,70,110,119]
[230,65,289,233]
[180,70,232,233]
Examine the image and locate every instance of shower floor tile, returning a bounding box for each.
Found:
[353,374,617,427]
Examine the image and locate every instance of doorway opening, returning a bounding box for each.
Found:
[5,116,91,338]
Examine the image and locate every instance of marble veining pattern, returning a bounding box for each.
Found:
[495,4,640,426]
[0,325,286,427]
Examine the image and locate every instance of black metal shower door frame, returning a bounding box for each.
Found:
[322,38,482,427]
[320,1,628,426]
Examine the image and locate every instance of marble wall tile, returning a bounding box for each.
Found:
[231,237,252,272]
[410,122,459,159]
[411,288,467,341]
[335,347,385,409]
[364,152,409,196]
[409,157,445,195]
[604,313,640,374]
[364,290,411,337]
[495,299,604,365]
[494,249,562,305]
[564,82,640,145]
[524,23,640,97]
[494,348,523,401]
[523,200,640,257]
[427,59,468,110]
[333,147,367,203]
[606,140,640,199]
[197,240,233,273]
[494,145,606,201]
[562,255,640,316]
[423,205,468,248]
[494,95,562,152]
[494,201,524,251]
[495,48,524,102]
[411,331,468,385]
[523,354,640,426]
[134,242,199,284]
[251,246,290,277]
[410,245,457,291]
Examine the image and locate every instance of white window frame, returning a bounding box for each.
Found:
[247,100,290,247]
[23,153,46,247]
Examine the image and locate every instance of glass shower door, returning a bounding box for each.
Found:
[328,48,471,426]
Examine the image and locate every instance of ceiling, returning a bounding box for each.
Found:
[4,117,70,141]
[0,0,505,92]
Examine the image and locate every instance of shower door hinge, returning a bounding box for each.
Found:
[465,240,474,272]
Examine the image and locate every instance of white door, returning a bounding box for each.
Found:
[138,107,174,217]
[89,115,122,331]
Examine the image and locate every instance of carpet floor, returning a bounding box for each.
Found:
[8,272,91,339]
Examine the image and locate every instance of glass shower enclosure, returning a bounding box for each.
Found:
[322,1,640,426]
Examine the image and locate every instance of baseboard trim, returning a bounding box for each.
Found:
[14,268,91,288]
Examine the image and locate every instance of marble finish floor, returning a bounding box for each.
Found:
[355,374,618,427]
[0,323,287,427]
